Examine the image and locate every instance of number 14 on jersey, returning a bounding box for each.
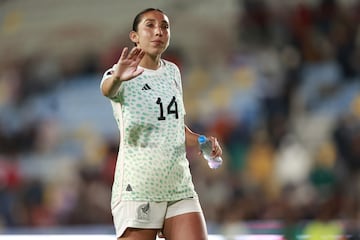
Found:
[156,96,178,120]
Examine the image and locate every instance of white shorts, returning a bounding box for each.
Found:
[112,198,203,237]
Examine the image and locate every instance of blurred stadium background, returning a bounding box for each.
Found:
[1,0,360,239]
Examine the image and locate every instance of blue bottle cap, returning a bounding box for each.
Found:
[198,135,207,144]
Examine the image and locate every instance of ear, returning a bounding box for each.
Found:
[129,31,139,45]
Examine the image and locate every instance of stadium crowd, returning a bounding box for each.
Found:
[1,0,360,238]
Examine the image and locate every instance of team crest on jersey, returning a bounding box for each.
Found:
[137,202,150,221]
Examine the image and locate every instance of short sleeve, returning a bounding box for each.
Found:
[100,64,122,99]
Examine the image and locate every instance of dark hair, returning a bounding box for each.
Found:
[132,8,164,32]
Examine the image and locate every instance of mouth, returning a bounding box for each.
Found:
[151,40,164,45]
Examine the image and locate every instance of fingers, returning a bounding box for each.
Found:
[127,47,140,59]
[118,47,129,62]
[135,49,145,64]
[118,47,144,63]
[209,136,222,157]
[137,49,145,61]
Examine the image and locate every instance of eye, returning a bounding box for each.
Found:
[161,24,169,29]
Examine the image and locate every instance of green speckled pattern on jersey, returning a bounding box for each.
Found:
[101,60,197,207]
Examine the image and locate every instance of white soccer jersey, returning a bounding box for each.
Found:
[101,60,197,208]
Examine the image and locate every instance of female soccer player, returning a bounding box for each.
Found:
[100,8,223,240]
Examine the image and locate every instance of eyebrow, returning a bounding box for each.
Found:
[143,19,169,24]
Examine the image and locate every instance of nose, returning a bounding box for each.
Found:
[155,26,163,36]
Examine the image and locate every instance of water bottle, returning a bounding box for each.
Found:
[198,135,223,169]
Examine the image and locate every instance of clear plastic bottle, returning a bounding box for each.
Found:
[198,135,223,169]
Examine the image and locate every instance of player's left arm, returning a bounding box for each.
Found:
[185,125,201,147]
[185,125,223,157]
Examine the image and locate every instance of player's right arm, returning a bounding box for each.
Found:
[101,47,145,97]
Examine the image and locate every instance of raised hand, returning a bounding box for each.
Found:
[101,47,145,97]
[114,47,145,81]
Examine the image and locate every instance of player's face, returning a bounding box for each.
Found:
[131,11,170,57]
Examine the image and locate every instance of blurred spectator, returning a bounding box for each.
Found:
[273,134,312,192]
[244,128,275,196]
[301,192,344,240]
[333,95,360,196]
[0,157,21,227]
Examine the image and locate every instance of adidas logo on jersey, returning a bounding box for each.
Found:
[142,84,151,90]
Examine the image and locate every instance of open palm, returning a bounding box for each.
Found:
[114,47,145,81]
